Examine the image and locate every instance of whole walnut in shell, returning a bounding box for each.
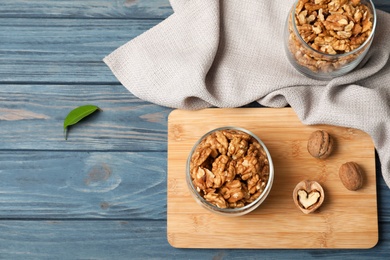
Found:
[339,162,363,191]
[307,130,334,159]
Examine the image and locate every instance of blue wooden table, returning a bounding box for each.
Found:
[1,0,389,259]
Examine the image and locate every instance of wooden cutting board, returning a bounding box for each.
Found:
[167,108,378,249]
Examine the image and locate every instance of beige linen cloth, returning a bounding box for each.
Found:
[104,0,390,188]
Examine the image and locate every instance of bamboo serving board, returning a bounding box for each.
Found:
[167,108,378,249]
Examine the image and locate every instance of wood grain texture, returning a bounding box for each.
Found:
[0,0,388,18]
[1,1,388,84]
[0,0,389,258]
[0,0,173,19]
[0,18,161,83]
[0,84,171,150]
[0,220,389,260]
[168,108,377,248]
[372,0,390,12]
[0,151,167,219]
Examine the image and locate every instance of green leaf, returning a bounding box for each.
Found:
[63,105,101,140]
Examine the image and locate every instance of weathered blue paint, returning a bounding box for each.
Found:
[0,0,389,259]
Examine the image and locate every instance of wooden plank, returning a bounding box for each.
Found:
[372,0,390,12]
[0,151,167,219]
[0,0,173,19]
[0,220,171,259]
[1,5,389,84]
[0,220,389,259]
[167,108,377,248]
[0,84,171,150]
[0,0,388,19]
[0,18,161,83]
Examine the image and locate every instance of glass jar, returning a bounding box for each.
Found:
[284,0,377,80]
[186,127,274,217]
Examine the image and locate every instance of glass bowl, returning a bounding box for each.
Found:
[284,0,377,80]
[186,127,274,217]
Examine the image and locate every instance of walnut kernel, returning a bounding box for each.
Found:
[293,180,325,214]
[189,129,270,209]
[287,0,375,74]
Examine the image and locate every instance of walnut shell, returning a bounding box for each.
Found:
[293,180,324,214]
[339,162,363,191]
[307,130,334,159]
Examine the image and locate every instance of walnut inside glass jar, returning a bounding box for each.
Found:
[295,0,373,54]
[189,129,270,209]
[289,0,374,73]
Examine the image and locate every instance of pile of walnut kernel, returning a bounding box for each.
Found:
[288,0,374,73]
[189,129,270,209]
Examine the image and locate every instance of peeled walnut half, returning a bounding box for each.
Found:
[293,180,325,214]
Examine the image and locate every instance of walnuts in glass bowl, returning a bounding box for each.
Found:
[284,0,377,80]
[186,127,274,216]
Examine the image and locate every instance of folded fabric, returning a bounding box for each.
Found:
[104,0,390,188]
